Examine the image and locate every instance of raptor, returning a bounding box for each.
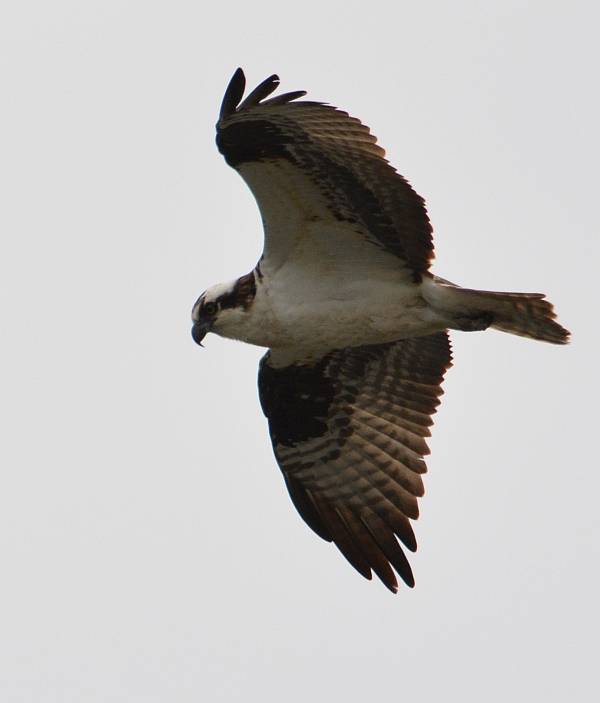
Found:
[191,69,569,592]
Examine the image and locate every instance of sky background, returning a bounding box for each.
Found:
[1,1,598,701]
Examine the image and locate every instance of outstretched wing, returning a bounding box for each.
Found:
[258,332,452,592]
[217,69,434,282]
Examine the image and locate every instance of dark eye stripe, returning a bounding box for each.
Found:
[218,272,256,311]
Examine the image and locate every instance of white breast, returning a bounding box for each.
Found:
[243,263,441,365]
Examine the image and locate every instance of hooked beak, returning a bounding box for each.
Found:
[191,320,211,347]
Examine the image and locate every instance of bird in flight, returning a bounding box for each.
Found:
[191,68,569,592]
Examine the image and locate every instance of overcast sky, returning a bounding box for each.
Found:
[1,1,598,701]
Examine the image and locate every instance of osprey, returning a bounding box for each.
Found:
[192,69,569,592]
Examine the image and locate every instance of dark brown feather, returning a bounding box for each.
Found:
[307,491,373,581]
[361,510,415,587]
[258,332,453,591]
[219,67,245,119]
[261,90,308,106]
[336,507,398,592]
[216,69,435,278]
[238,74,280,110]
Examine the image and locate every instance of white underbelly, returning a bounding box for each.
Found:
[236,218,448,353]
[251,275,443,354]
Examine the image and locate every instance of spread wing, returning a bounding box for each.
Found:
[258,332,452,592]
[216,68,434,282]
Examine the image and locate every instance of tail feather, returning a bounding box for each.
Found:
[425,279,570,344]
[459,288,569,344]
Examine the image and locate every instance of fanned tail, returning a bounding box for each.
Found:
[424,279,570,344]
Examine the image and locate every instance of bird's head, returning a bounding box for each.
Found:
[191,273,257,346]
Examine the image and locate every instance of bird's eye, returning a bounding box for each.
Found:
[204,302,218,316]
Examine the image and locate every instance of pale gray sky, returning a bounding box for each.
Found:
[1,1,598,701]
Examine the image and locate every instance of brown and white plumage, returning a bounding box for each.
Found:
[191,69,569,592]
[216,68,433,283]
[259,333,452,591]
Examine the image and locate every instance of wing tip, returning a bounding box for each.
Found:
[219,67,246,119]
[219,68,307,121]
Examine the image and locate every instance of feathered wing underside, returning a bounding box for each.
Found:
[216,69,434,281]
[258,332,453,592]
